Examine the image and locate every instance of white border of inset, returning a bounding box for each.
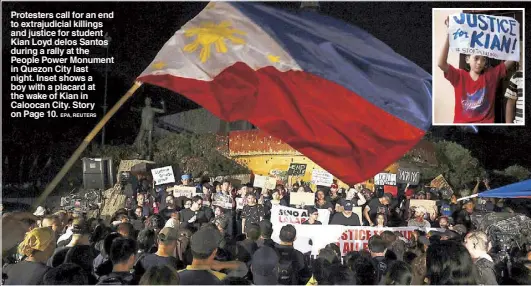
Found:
[432,8,525,126]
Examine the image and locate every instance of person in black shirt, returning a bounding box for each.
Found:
[302,207,322,225]
[369,235,392,283]
[330,201,361,226]
[180,196,209,232]
[364,193,392,227]
[241,194,264,233]
[134,227,184,278]
[315,190,334,211]
[97,238,137,285]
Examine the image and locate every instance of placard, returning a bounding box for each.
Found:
[374,173,396,185]
[151,166,175,185]
[311,169,333,187]
[409,199,438,216]
[253,175,276,190]
[290,192,316,206]
[448,13,520,61]
[271,204,330,226]
[212,193,233,209]
[288,163,307,176]
[168,185,196,198]
[236,197,247,210]
[397,168,421,185]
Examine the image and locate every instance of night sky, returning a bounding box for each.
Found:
[2,1,530,184]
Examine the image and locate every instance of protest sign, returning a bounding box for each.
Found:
[168,185,196,198]
[288,163,307,176]
[448,13,520,61]
[337,227,419,255]
[253,175,277,189]
[410,199,438,216]
[236,197,247,210]
[374,173,396,185]
[290,192,316,206]
[264,177,277,190]
[151,166,175,185]
[212,193,233,209]
[429,174,454,193]
[271,204,330,226]
[311,169,333,187]
[384,185,398,197]
[397,168,421,185]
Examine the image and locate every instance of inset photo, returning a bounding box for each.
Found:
[432,8,524,125]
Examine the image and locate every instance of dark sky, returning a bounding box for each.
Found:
[2,1,530,183]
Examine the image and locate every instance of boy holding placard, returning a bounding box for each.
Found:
[438,14,517,123]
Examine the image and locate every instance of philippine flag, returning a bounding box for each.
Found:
[138,2,432,185]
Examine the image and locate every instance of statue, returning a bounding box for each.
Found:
[133,97,165,160]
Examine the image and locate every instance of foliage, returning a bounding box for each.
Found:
[154,133,249,178]
[494,165,531,182]
[411,141,485,193]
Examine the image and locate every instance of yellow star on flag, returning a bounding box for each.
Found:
[152,61,167,70]
[267,54,280,63]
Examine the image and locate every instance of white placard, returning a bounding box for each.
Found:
[311,169,333,187]
[151,166,175,185]
[448,13,520,61]
[374,173,396,185]
[168,185,196,198]
[253,175,267,188]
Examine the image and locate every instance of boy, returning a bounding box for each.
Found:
[438,16,516,123]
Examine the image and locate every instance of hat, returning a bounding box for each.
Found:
[181,174,191,180]
[18,227,55,257]
[452,224,467,236]
[158,227,179,242]
[33,206,46,216]
[251,246,279,285]
[343,201,353,211]
[440,203,452,217]
[330,184,338,189]
[405,189,415,197]
[191,227,222,256]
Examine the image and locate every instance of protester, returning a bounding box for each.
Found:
[364,193,391,227]
[302,206,322,225]
[97,237,138,285]
[464,231,498,285]
[138,265,180,285]
[330,201,361,226]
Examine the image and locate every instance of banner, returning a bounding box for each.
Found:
[168,185,196,198]
[448,13,520,61]
[311,169,333,187]
[397,168,420,185]
[151,166,175,185]
[271,204,330,226]
[288,163,307,176]
[374,173,396,185]
[290,192,315,206]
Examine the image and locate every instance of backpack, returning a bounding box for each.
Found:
[275,247,297,285]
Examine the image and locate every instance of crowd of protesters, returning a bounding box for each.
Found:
[1,174,530,285]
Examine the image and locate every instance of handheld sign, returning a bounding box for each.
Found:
[253,175,267,188]
[311,169,333,187]
[168,186,196,198]
[448,13,520,61]
[212,193,233,209]
[374,173,396,186]
[397,168,421,185]
[288,163,307,176]
[410,199,438,216]
[151,166,175,185]
[290,192,315,206]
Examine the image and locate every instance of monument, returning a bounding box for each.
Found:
[134,97,166,160]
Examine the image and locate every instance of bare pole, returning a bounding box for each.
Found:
[101,33,112,147]
[33,81,143,209]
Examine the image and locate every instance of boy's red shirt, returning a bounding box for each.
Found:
[445,64,506,123]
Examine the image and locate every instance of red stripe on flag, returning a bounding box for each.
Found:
[139,62,425,184]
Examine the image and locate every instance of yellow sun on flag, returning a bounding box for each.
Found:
[267,54,280,63]
[183,21,246,63]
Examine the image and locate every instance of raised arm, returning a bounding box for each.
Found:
[438,18,451,73]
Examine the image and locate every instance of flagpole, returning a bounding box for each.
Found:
[33,81,143,210]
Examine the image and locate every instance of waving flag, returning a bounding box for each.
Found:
[138,2,432,184]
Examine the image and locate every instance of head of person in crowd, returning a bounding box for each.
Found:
[239,185,248,197]
[342,200,354,216]
[68,218,91,246]
[344,251,361,270]
[147,215,165,234]
[139,264,180,285]
[272,191,281,202]
[279,224,297,245]
[64,245,99,283]
[405,188,415,200]
[109,237,137,273]
[450,194,458,204]
[165,195,175,208]
[369,235,387,258]
[383,260,413,285]
[43,263,89,285]
[324,243,341,259]
[380,193,392,206]
[181,174,191,186]
[214,206,224,218]
[426,240,479,285]
[190,196,203,212]
[297,185,306,193]
[376,213,386,227]
[213,216,229,235]
[54,210,70,233]
[102,232,122,258]
[117,222,135,239]
[165,210,181,229]
[18,227,56,263]
[250,246,279,285]
[330,184,339,195]
[416,191,426,200]
[41,214,61,238]
[137,229,156,254]
[190,226,223,265]
[381,231,397,246]
[438,216,450,229]
[464,230,490,259]
[414,206,427,220]
[247,193,257,206]
[259,220,273,240]
[245,223,261,242]
[137,193,145,206]
[307,206,320,224]
[184,199,193,209]
[463,200,475,214]
[135,206,143,218]
[389,239,407,262]
[352,255,377,285]
[316,190,326,202]
[157,227,179,257]
[221,179,232,194]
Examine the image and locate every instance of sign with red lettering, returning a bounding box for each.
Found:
[271,204,330,226]
[337,227,417,255]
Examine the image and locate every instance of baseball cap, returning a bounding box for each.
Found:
[33,206,46,216]
[181,174,191,180]
[343,201,353,211]
[190,226,222,256]
[158,227,179,242]
[405,189,415,197]
[251,246,279,285]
